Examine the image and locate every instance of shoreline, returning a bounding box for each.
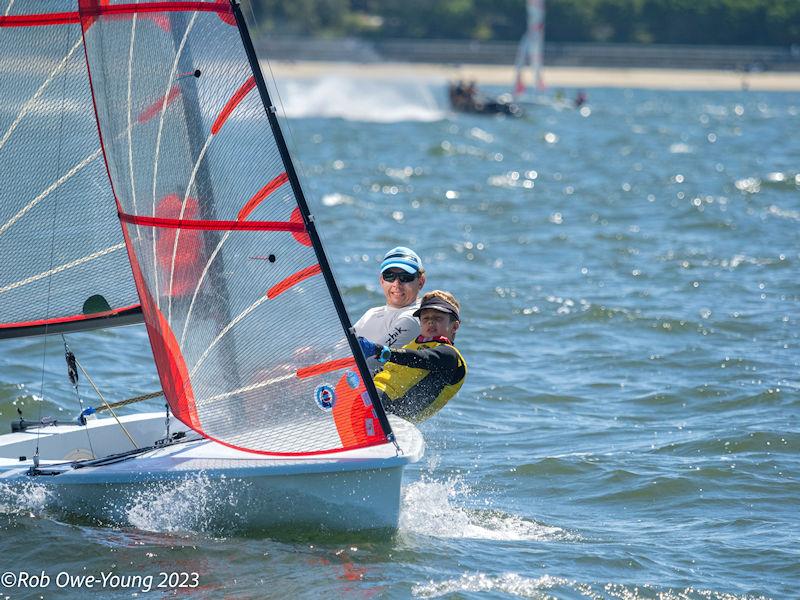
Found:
[265,60,800,92]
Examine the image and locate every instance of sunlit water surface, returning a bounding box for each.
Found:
[1,78,798,599]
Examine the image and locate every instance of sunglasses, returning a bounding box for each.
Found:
[382,271,418,283]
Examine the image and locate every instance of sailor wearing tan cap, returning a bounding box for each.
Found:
[358,290,467,422]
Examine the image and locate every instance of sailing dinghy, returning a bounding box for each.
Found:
[512,0,546,109]
[0,0,423,531]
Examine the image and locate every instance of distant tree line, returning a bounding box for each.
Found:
[248,0,800,46]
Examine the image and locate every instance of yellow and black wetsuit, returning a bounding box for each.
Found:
[374,336,467,422]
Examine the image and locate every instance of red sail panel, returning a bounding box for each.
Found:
[0,0,140,337]
[79,0,387,454]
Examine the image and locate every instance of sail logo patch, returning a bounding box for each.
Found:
[315,385,336,410]
[345,370,360,389]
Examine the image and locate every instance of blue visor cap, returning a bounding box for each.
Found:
[380,246,422,274]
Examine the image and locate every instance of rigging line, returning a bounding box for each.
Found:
[95,390,163,412]
[36,25,74,464]
[166,130,213,325]
[0,148,102,238]
[188,293,268,378]
[126,14,141,242]
[0,243,126,294]
[151,10,198,308]
[0,34,83,152]
[73,354,139,449]
[63,339,96,458]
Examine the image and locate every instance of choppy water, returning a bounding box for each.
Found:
[1,77,799,599]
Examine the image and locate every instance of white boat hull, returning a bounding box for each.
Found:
[0,412,424,532]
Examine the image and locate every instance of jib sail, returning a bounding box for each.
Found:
[0,1,141,339]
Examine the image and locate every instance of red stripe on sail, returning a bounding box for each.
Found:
[266,264,321,299]
[0,304,141,330]
[0,12,80,27]
[80,1,231,17]
[119,212,305,232]
[296,357,356,380]
[137,84,181,124]
[237,173,289,221]
[211,77,256,135]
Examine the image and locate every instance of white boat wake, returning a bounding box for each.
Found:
[399,475,579,542]
[274,76,446,123]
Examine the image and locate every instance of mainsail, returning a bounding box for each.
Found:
[0,1,141,338]
[1,0,393,455]
[513,0,545,97]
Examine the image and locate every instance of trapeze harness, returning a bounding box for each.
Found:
[373,336,467,422]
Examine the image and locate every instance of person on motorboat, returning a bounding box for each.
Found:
[353,246,426,371]
[449,79,522,117]
[449,80,469,110]
[358,290,467,422]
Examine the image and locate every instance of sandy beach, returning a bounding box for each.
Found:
[265,60,800,92]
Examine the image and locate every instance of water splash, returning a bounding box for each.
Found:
[275,76,446,122]
[400,475,577,542]
[0,481,52,516]
[122,472,248,533]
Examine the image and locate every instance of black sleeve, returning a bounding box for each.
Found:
[388,344,459,373]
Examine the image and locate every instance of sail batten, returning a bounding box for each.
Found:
[73,0,391,454]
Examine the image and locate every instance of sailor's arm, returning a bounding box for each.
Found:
[385,344,459,372]
[357,337,458,372]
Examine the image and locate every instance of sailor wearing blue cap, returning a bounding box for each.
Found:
[353,247,426,370]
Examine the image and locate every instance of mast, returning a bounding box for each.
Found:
[167,9,243,394]
[230,0,394,441]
